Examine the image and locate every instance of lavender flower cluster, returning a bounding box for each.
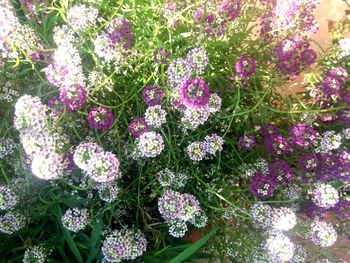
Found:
[73,142,121,183]
[14,95,69,180]
[101,228,147,262]
[158,189,207,237]
[187,134,224,161]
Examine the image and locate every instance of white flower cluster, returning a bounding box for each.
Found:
[14,95,68,180]
[45,25,85,87]
[157,168,189,189]
[309,221,337,247]
[265,233,295,263]
[338,38,350,58]
[61,208,89,232]
[23,245,48,263]
[66,4,98,32]
[0,211,26,234]
[251,203,297,263]
[145,105,167,128]
[135,131,164,158]
[73,142,122,183]
[315,131,342,153]
[311,183,339,209]
[0,0,43,60]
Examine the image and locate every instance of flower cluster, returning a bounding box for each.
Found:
[275,35,317,77]
[311,183,339,209]
[135,131,164,158]
[158,189,207,238]
[0,0,43,61]
[87,106,115,131]
[0,212,26,234]
[94,18,134,64]
[73,142,121,183]
[59,84,88,111]
[157,168,189,189]
[23,245,48,263]
[66,4,98,32]
[14,95,68,180]
[0,185,17,210]
[187,134,224,161]
[309,221,337,247]
[102,228,147,262]
[45,26,85,87]
[61,208,89,232]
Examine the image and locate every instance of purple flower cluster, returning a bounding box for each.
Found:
[128,117,151,138]
[264,134,292,156]
[237,134,256,151]
[250,173,276,199]
[61,208,89,232]
[288,123,319,148]
[275,35,317,77]
[193,0,241,39]
[235,55,257,81]
[59,84,88,111]
[320,67,349,103]
[87,106,115,131]
[142,85,165,106]
[107,18,135,50]
[179,78,210,109]
[268,161,293,186]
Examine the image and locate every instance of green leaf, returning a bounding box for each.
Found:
[91,219,102,247]
[168,229,216,263]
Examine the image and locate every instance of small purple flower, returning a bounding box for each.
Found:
[298,153,318,172]
[326,67,348,84]
[106,18,134,50]
[142,85,165,106]
[304,203,327,220]
[128,117,150,138]
[268,161,293,185]
[265,134,292,155]
[237,134,256,151]
[301,49,317,65]
[158,189,183,221]
[220,0,241,22]
[59,84,87,111]
[257,124,279,138]
[322,76,341,96]
[153,48,171,64]
[235,55,257,79]
[332,200,350,220]
[47,95,64,115]
[288,123,319,148]
[179,78,210,109]
[251,173,276,199]
[87,106,114,131]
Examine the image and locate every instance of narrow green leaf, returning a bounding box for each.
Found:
[168,229,216,263]
[91,219,102,247]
